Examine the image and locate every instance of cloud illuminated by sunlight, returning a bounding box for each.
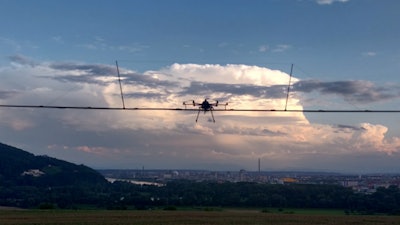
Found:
[1,57,399,171]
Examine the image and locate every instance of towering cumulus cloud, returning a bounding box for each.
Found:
[1,58,399,172]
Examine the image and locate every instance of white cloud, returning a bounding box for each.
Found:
[77,37,149,53]
[362,51,377,57]
[354,123,400,155]
[258,44,291,53]
[273,44,291,53]
[258,45,269,52]
[52,36,64,44]
[0,37,22,51]
[1,58,399,172]
[316,0,349,5]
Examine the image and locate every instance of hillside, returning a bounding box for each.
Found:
[0,142,111,208]
[1,142,400,214]
[0,142,107,187]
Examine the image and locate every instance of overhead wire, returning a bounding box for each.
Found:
[1,61,399,114]
[0,104,400,113]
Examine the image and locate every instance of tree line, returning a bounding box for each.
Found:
[2,179,400,215]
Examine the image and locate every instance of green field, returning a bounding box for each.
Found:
[1,209,399,225]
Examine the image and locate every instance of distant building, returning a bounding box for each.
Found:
[239,169,247,182]
[341,180,358,187]
[281,177,298,184]
[21,169,45,177]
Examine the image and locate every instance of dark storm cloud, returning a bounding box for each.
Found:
[50,63,116,75]
[49,64,116,84]
[13,56,398,106]
[34,62,118,85]
[9,55,38,67]
[293,80,397,103]
[261,128,286,136]
[44,62,178,89]
[51,74,106,85]
[215,128,285,137]
[9,55,116,76]
[124,92,166,100]
[179,81,287,99]
[0,90,19,99]
[335,124,366,132]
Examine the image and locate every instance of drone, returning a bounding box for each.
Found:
[183,99,227,123]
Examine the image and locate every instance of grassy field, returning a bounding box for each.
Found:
[1,209,399,225]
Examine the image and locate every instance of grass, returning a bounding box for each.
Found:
[261,208,345,215]
[0,209,399,225]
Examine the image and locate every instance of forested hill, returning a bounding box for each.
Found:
[1,142,400,214]
[0,142,107,187]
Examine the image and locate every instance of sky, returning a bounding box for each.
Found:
[1,0,400,173]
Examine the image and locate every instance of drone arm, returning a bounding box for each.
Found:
[210,108,216,123]
[195,108,201,122]
[183,100,198,107]
[224,102,229,110]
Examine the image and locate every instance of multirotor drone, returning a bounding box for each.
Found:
[183,99,227,123]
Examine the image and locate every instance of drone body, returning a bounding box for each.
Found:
[183,99,220,123]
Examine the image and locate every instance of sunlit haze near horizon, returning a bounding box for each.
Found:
[1,0,400,173]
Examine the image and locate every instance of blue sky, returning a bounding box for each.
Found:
[1,0,400,173]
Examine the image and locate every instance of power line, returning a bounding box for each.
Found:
[1,104,400,113]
